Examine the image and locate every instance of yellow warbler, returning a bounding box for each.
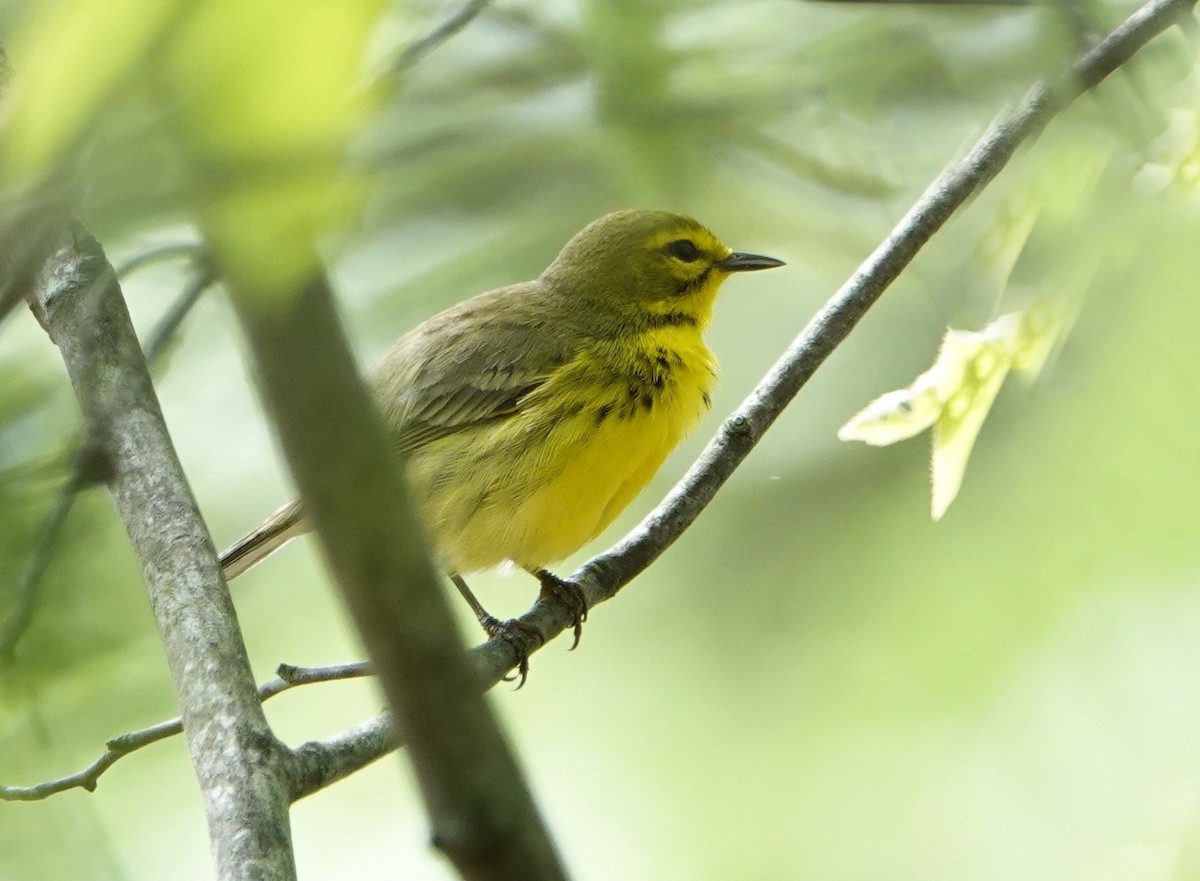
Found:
[221,209,782,671]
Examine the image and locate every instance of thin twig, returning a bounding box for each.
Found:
[114,242,206,279]
[393,0,493,73]
[276,660,373,685]
[0,444,110,660]
[0,662,371,801]
[0,474,82,658]
[143,263,217,365]
[0,262,217,659]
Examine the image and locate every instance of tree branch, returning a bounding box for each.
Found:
[0,662,370,801]
[479,0,1200,674]
[143,261,217,365]
[114,241,207,279]
[227,266,568,881]
[0,441,111,660]
[28,225,298,881]
[289,710,398,800]
[393,0,493,73]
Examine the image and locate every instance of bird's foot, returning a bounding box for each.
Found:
[478,614,544,689]
[532,569,588,650]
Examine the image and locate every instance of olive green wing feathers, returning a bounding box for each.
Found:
[370,283,580,456]
[222,283,582,581]
[382,366,550,455]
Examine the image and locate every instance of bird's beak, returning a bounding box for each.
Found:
[717,252,786,272]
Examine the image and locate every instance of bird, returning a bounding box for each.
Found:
[219,209,783,680]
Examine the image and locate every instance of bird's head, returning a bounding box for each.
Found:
[541,209,783,328]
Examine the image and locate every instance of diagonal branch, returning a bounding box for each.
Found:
[143,260,218,365]
[0,441,111,660]
[466,0,1200,674]
[393,0,493,73]
[289,709,398,800]
[229,266,568,881]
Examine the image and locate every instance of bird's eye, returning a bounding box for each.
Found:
[665,239,701,262]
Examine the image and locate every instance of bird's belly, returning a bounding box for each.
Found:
[477,409,678,567]
[409,371,712,574]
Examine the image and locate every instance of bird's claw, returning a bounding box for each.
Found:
[534,570,588,650]
[479,614,543,689]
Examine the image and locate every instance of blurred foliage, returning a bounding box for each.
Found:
[1,1,1198,880]
[839,138,1107,518]
[838,296,1078,519]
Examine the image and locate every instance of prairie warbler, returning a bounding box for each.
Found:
[221,209,782,676]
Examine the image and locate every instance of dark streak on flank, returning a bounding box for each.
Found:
[653,348,674,373]
[561,399,586,419]
[594,403,613,426]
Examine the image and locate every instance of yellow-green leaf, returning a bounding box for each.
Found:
[840,302,1078,521]
[2,0,182,176]
[162,0,384,299]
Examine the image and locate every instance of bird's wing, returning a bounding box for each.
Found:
[222,284,578,580]
[386,366,551,455]
[370,282,580,456]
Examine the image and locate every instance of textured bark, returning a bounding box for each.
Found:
[32,224,298,881]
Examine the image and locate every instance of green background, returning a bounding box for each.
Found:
[2,0,1199,878]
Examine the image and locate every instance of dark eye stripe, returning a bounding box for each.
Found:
[666,239,700,262]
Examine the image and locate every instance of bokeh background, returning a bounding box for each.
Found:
[2,0,1199,879]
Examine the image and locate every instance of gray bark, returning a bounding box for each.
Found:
[31,224,298,881]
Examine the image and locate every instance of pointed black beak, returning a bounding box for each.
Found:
[717,252,785,272]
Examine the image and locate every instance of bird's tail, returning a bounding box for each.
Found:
[220,499,309,580]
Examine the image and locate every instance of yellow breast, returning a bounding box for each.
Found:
[406,327,716,574]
